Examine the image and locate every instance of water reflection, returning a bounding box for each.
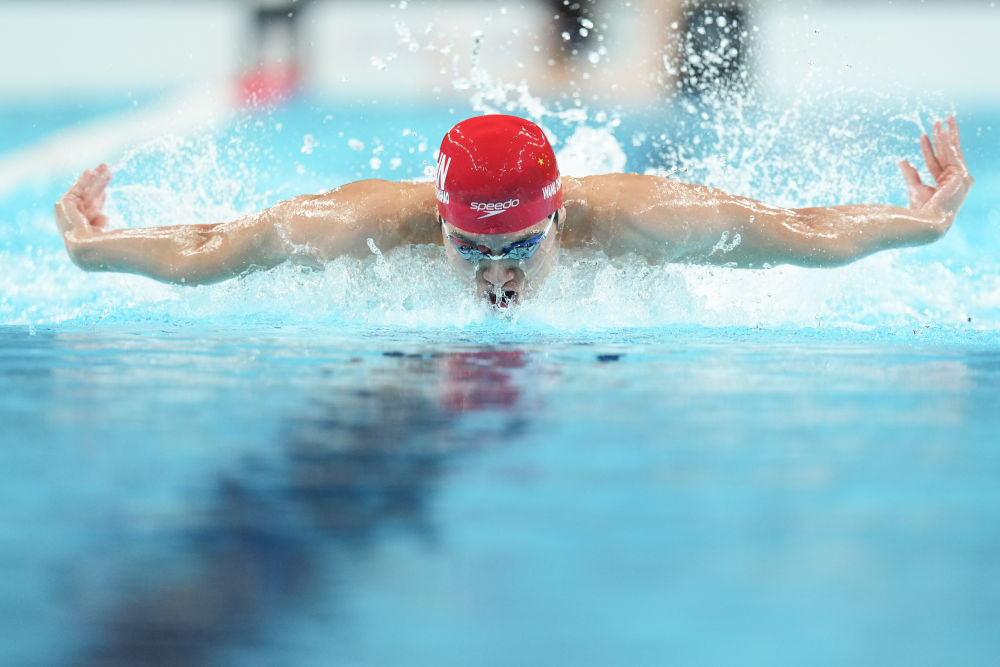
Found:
[74,345,535,667]
[6,328,1000,666]
[438,350,528,412]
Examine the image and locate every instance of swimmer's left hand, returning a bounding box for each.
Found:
[899,116,973,233]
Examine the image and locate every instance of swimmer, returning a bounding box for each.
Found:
[55,114,973,309]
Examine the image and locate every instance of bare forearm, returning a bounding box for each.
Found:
[782,204,946,267]
[66,217,286,285]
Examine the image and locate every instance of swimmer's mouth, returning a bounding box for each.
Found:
[486,290,518,309]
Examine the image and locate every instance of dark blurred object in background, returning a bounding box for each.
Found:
[544,0,750,103]
[678,0,749,98]
[548,0,599,63]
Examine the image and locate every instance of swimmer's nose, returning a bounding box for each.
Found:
[480,262,516,289]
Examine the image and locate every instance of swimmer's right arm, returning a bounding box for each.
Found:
[55,165,439,285]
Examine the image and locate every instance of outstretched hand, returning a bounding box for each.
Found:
[54,163,112,239]
[899,116,973,229]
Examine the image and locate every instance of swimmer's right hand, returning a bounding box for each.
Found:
[55,163,112,239]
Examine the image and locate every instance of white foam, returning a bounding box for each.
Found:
[6,233,996,332]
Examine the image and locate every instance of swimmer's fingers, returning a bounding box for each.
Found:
[86,191,109,230]
[899,160,932,208]
[934,116,973,194]
[56,164,112,234]
[921,132,943,182]
[69,163,109,196]
[79,164,112,212]
[54,196,88,236]
[899,160,922,189]
[88,210,110,231]
[947,116,966,164]
[81,164,112,228]
[929,118,969,180]
[932,119,960,172]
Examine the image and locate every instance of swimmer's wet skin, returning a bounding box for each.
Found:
[55,115,973,309]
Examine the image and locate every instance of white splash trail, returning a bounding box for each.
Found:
[0,81,236,198]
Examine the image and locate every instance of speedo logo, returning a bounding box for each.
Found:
[471,198,520,218]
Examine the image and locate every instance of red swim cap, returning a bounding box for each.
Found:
[435,115,562,235]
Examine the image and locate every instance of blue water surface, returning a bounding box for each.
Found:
[1,324,999,666]
[1,91,999,665]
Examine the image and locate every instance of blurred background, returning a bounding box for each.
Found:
[2,0,998,191]
[3,0,998,103]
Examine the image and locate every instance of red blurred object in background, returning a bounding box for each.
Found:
[238,63,301,108]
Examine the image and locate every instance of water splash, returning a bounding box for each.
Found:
[4,230,997,333]
[2,9,995,335]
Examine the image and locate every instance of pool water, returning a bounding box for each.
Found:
[1,89,999,665]
[2,326,998,665]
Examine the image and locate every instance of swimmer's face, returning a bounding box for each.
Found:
[441,208,564,309]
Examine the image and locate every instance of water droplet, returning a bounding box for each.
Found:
[300,134,317,155]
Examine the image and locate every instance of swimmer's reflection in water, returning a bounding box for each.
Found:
[78,350,533,666]
[56,115,973,311]
[438,349,529,411]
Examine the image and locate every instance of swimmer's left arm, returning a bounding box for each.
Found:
[766,116,973,267]
[565,116,973,267]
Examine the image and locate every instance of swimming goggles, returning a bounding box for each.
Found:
[441,212,556,263]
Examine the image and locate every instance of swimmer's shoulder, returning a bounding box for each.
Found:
[317,178,435,208]
[564,173,695,205]
[278,179,439,254]
[560,173,693,250]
